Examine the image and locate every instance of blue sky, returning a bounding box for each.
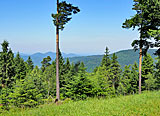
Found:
[0,0,139,55]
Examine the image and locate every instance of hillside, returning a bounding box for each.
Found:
[2,91,160,116]
[19,49,157,72]
[69,49,157,72]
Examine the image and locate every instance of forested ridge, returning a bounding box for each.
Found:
[68,49,157,72]
[0,42,160,111]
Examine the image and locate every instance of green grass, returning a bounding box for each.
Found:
[1,91,160,116]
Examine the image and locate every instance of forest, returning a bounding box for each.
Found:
[0,0,160,115]
[0,41,160,110]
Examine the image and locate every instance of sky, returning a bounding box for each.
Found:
[0,0,139,55]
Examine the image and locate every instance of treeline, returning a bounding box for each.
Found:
[0,41,160,110]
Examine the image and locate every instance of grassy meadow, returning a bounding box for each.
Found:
[1,91,160,116]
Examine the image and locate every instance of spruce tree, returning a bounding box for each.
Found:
[26,56,34,73]
[155,56,160,89]
[0,40,15,109]
[101,47,111,69]
[0,40,15,88]
[141,53,154,90]
[109,53,121,92]
[130,62,139,94]
[14,52,26,80]
[145,73,156,91]
[64,62,93,100]
[95,66,114,97]
[43,64,56,98]
[64,58,71,74]
[10,66,46,108]
[118,65,131,95]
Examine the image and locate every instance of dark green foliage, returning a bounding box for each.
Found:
[58,50,67,89]
[0,40,15,88]
[155,56,160,89]
[92,50,121,97]
[26,56,34,73]
[10,66,46,108]
[101,47,111,69]
[118,63,138,95]
[142,54,154,90]
[123,0,160,54]
[0,88,11,110]
[130,62,139,93]
[145,73,156,91]
[14,52,26,80]
[64,58,71,74]
[118,65,131,95]
[109,53,121,90]
[51,1,80,30]
[143,0,160,55]
[95,66,115,97]
[63,63,94,100]
[43,63,56,97]
[0,41,15,110]
[41,56,51,72]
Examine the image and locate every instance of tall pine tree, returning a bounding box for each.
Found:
[52,0,80,101]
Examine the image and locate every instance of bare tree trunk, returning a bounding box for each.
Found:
[139,48,142,94]
[56,0,60,101]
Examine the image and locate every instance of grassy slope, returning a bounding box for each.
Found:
[1,91,160,116]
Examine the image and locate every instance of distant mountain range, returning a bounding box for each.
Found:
[17,49,158,72]
[16,52,79,67]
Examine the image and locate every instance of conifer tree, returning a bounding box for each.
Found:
[64,58,71,74]
[64,62,93,100]
[10,66,46,108]
[0,40,15,109]
[43,64,56,98]
[118,65,131,95]
[14,52,26,80]
[0,40,15,88]
[130,62,139,94]
[122,0,158,93]
[109,53,121,92]
[145,73,156,91]
[154,56,160,89]
[52,0,80,101]
[26,56,34,73]
[142,53,154,90]
[144,0,160,55]
[95,66,114,97]
[41,56,51,72]
[101,47,111,69]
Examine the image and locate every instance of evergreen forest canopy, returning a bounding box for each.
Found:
[0,0,160,112]
[0,41,160,110]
